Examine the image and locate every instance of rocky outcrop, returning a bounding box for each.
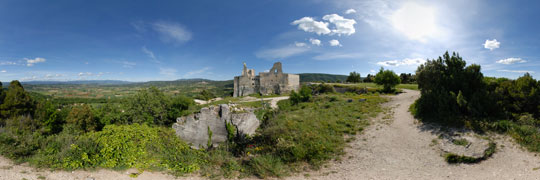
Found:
[172,104,260,149]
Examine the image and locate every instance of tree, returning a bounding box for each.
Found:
[414,51,498,124]
[168,95,195,119]
[125,87,171,125]
[66,104,98,132]
[197,89,216,101]
[290,86,312,105]
[363,74,374,83]
[374,68,401,93]
[346,71,361,83]
[0,81,35,122]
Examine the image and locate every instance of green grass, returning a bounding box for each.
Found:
[445,142,496,164]
[326,83,418,91]
[452,138,470,146]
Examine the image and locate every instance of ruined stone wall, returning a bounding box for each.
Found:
[233,62,299,97]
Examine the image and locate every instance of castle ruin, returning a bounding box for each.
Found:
[233,62,300,97]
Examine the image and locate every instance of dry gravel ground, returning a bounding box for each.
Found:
[287,89,540,180]
[1,90,540,180]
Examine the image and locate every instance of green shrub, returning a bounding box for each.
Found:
[249,155,287,178]
[374,68,401,93]
[66,104,99,132]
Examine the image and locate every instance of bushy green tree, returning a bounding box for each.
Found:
[0,81,36,123]
[290,86,312,105]
[34,100,64,134]
[495,73,540,119]
[363,74,374,83]
[125,87,171,125]
[346,71,361,83]
[66,104,98,132]
[414,52,498,125]
[168,95,195,119]
[374,68,401,93]
[198,89,216,101]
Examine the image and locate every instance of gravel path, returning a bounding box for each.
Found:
[1,90,539,179]
[287,89,540,180]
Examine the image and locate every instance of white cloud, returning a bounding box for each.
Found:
[377,58,426,67]
[255,46,309,59]
[309,38,321,46]
[329,39,342,47]
[184,67,210,77]
[160,67,177,76]
[484,39,500,51]
[390,3,438,41]
[496,57,526,64]
[122,61,136,68]
[497,69,534,73]
[78,72,93,77]
[291,17,331,35]
[345,9,357,14]
[295,42,307,47]
[313,52,363,60]
[0,70,6,73]
[322,14,357,36]
[152,21,192,43]
[25,57,46,66]
[141,46,160,63]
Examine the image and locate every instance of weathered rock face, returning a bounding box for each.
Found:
[438,134,491,159]
[172,104,260,149]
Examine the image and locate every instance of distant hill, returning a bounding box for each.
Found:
[299,73,348,83]
[22,80,132,85]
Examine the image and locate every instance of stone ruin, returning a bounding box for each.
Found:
[172,104,260,148]
[233,62,300,97]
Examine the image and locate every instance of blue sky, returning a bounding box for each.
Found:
[0,0,539,82]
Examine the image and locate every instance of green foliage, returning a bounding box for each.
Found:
[259,93,385,170]
[374,68,401,93]
[399,73,416,84]
[249,155,286,178]
[207,126,213,149]
[290,86,312,105]
[66,104,98,132]
[197,89,216,101]
[346,71,362,83]
[299,73,347,83]
[414,51,498,125]
[34,100,64,134]
[1,81,36,122]
[452,138,469,146]
[124,87,172,125]
[445,142,496,164]
[494,73,540,119]
[311,83,335,94]
[363,74,374,83]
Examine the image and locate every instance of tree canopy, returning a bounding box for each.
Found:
[374,68,401,93]
[346,71,362,83]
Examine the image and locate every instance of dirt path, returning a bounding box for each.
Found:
[2,90,540,180]
[287,89,540,180]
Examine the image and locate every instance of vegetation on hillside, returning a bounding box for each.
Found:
[299,73,348,83]
[412,51,540,155]
[0,78,387,178]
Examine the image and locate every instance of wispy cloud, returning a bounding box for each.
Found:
[141,46,160,63]
[152,21,192,44]
[159,67,177,76]
[184,67,210,78]
[0,61,17,65]
[309,38,321,46]
[497,69,534,73]
[122,61,136,68]
[345,9,357,14]
[496,57,526,64]
[25,57,46,66]
[255,45,310,59]
[313,52,363,60]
